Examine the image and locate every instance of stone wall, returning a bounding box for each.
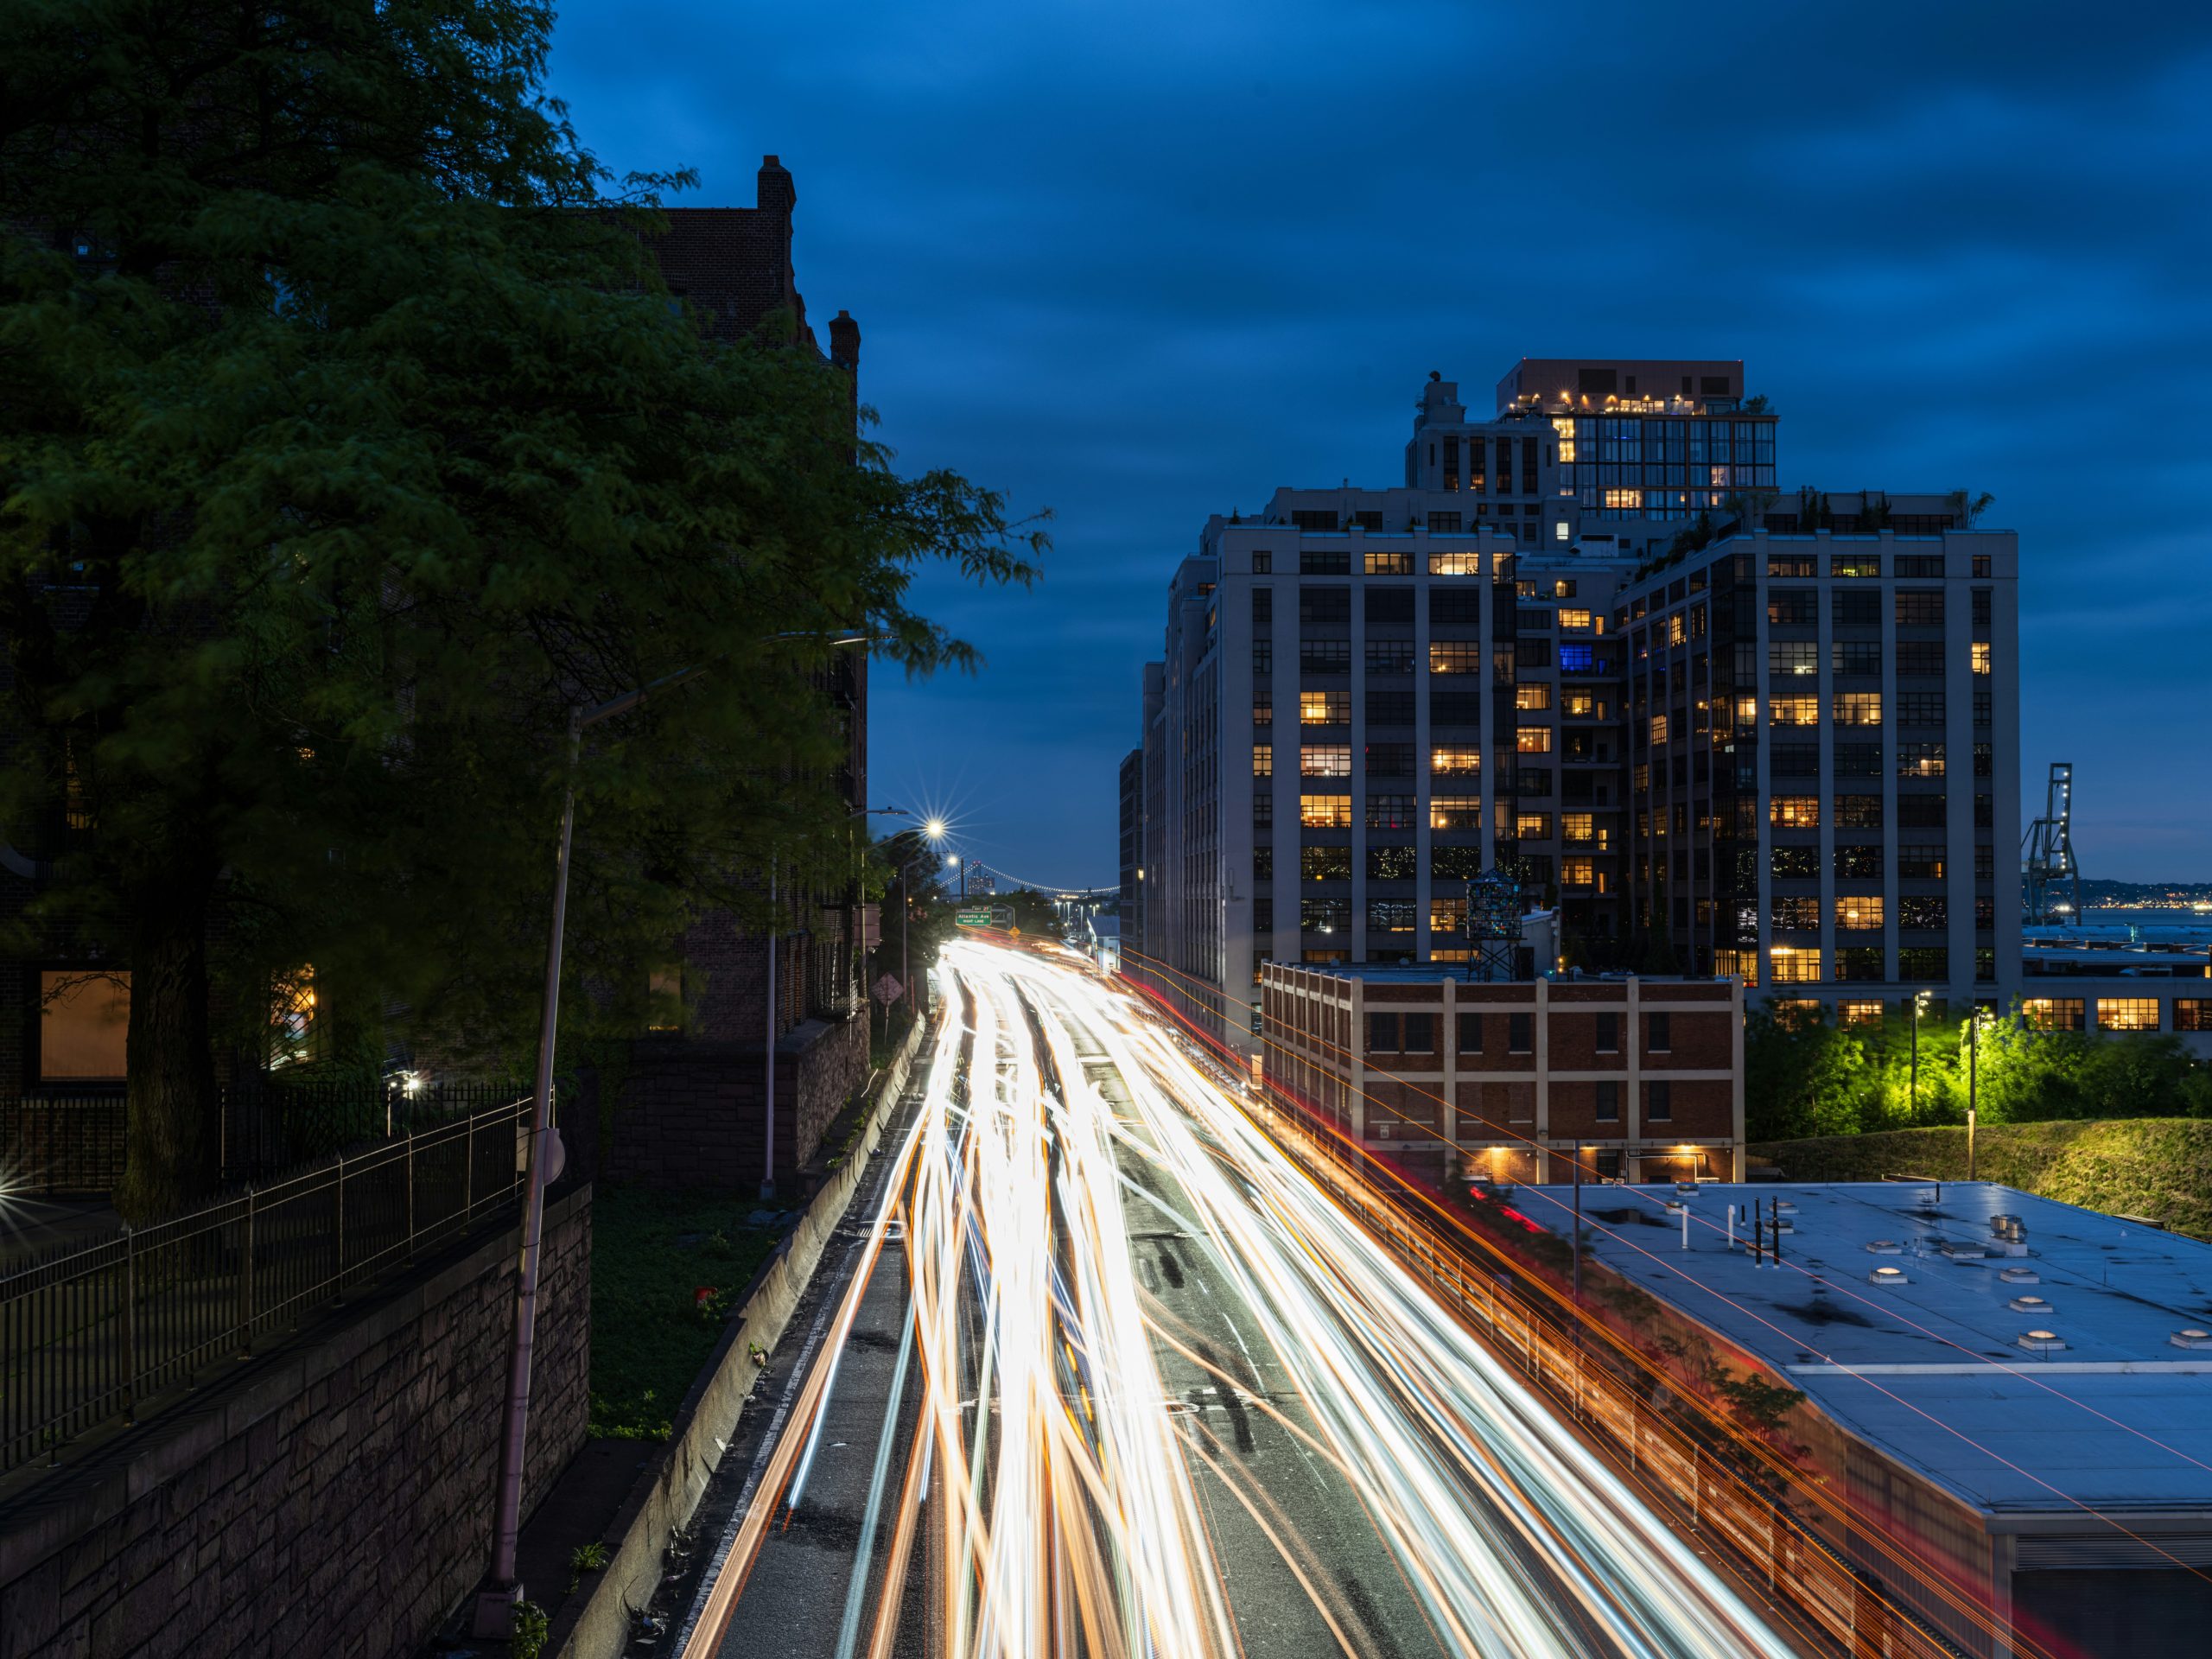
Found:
[0,1186,592,1659]
[597,1012,868,1194]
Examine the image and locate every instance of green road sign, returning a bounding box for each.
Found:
[956,909,993,926]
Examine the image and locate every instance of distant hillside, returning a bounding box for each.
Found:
[2078,879,2212,908]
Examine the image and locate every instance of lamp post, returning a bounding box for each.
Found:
[474,632,866,1636]
[1910,988,1931,1126]
[1968,1006,1983,1180]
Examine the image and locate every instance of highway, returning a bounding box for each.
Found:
[671,940,1791,1659]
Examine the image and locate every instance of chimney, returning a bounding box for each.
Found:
[829,308,861,374]
[757,154,796,219]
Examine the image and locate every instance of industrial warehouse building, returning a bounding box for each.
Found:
[1508,1178,2212,1659]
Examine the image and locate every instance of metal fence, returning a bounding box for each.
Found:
[0,1079,529,1197]
[0,1096,532,1475]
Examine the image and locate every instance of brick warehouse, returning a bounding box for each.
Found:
[1262,962,1745,1187]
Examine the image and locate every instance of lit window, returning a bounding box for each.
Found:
[1834,692,1883,726]
[1253,696,1272,727]
[1562,813,1596,843]
[1559,608,1592,631]
[2097,998,2159,1033]
[1430,897,1467,933]
[1769,641,1819,677]
[1429,550,1482,575]
[1431,795,1481,830]
[1300,745,1352,778]
[1300,793,1352,829]
[1253,743,1273,779]
[1770,797,1821,829]
[1515,811,1554,840]
[1770,696,1819,727]
[39,969,130,1081]
[1554,521,1570,542]
[1835,894,1885,931]
[1897,742,1944,778]
[1364,549,1414,575]
[1517,726,1553,753]
[269,965,321,1068]
[1516,682,1552,712]
[1649,715,1669,745]
[1605,488,1643,510]
[1973,641,1993,675]
[1840,1001,1884,1027]
[1669,613,1687,647]
[1431,747,1481,775]
[1428,642,1481,675]
[2024,997,2086,1032]
[1769,946,1822,984]
[1563,690,1597,718]
[1561,857,1596,887]
[1300,690,1350,725]
[2175,1000,2211,1033]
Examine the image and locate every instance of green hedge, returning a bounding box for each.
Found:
[1746,1119,2212,1238]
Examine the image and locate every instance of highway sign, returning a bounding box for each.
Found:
[956,909,993,926]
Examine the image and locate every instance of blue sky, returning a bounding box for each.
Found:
[548,1,2212,886]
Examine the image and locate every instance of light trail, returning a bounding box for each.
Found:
[682,943,1796,1659]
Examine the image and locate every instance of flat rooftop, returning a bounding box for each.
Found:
[1510,1180,2212,1517]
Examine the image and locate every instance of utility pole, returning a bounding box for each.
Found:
[1968,1007,1980,1180]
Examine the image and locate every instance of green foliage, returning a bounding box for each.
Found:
[0,1,1043,1212]
[1745,1001,2209,1144]
[569,1541,609,1574]
[587,1185,780,1440]
[1713,1372,1805,1438]
[1747,1119,2212,1238]
[511,1600,550,1659]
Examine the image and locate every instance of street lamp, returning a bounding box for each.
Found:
[1910,988,1932,1126]
[474,631,866,1637]
[1967,1005,1988,1179]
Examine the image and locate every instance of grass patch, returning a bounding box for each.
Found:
[588,1185,781,1440]
[1748,1119,2212,1238]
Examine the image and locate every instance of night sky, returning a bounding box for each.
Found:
[548,2,2212,887]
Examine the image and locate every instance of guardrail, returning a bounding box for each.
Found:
[1,1096,532,1475]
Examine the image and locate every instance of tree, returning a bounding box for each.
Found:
[1744,1004,1872,1141]
[0,1,1044,1216]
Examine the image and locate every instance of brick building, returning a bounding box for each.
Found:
[1261,960,1745,1187]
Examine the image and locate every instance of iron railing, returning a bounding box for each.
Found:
[0,1096,532,1475]
[0,1079,528,1197]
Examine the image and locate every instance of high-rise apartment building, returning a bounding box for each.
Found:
[1131,360,2018,1052]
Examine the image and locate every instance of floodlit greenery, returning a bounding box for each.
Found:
[1746,1120,2212,1239]
[0,1,1043,1216]
[1745,1002,2211,1143]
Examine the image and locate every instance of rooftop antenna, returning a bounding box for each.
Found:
[2022,762,2082,925]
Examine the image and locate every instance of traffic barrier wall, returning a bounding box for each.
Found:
[549,1011,930,1659]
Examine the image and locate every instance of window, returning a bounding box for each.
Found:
[1768,555,1816,578]
[1768,589,1815,626]
[1560,609,1593,631]
[1834,589,1881,626]
[1430,550,1482,575]
[1645,1080,1672,1122]
[1897,742,1945,779]
[2098,999,2160,1033]
[1509,1013,1533,1053]
[39,969,130,1081]
[1515,682,1553,712]
[1433,846,1483,879]
[1517,726,1554,753]
[1836,947,1885,981]
[1431,690,1483,725]
[2024,997,2086,1033]
[1252,551,1273,574]
[1300,847,1351,882]
[1900,896,1948,930]
[1457,1013,1484,1053]
[1833,692,1882,727]
[1300,639,1351,673]
[1897,946,1948,980]
[1896,591,1945,626]
[1898,845,1947,880]
[2174,1001,2211,1033]
[1836,894,1885,931]
[1402,1013,1435,1054]
[1643,1012,1671,1054]
[1895,642,1945,677]
[1834,794,1884,829]
[1253,695,1273,728]
[1300,690,1350,725]
[1366,639,1414,675]
[1560,643,1598,673]
[1897,691,1946,727]
[1515,811,1554,840]
[1430,897,1466,934]
[1830,554,1881,578]
[1366,794,1414,830]
[1431,747,1481,776]
[1298,543,1348,573]
[1897,794,1947,829]
[1369,899,1415,934]
[1431,588,1482,626]
[1367,1012,1401,1054]
[1561,856,1597,887]
[1431,795,1481,830]
[1594,1012,1618,1053]
[1771,896,1821,930]
[1834,742,1883,779]
[1769,640,1820,677]
[1770,696,1819,727]
[1300,794,1353,829]
[1429,642,1481,675]
[1364,548,1414,575]
[1424,512,1461,535]
[1254,794,1273,828]
[1252,743,1273,779]
[1300,745,1352,777]
[1648,715,1670,746]
[1369,844,1416,880]
[1770,946,1822,983]
[1972,641,1992,675]
[1835,843,1883,878]
[1367,742,1413,776]
[1832,641,1883,677]
[1770,796,1821,829]
[1771,844,1818,879]
[1595,1081,1620,1123]
[1254,848,1273,880]
[1254,641,1273,675]
[1840,1001,1884,1027]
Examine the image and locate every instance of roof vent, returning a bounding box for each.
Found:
[1941,1240,1987,1260]
[1999,1267,2041,1285]
[1675,1181,1699,1197]
[1774,1199,1799,1215]
[1868,1266,1910,1287]
[1866,1240,1902,1255]
[2018,1329,2066,1354]
[2009,1294,2052,1314]
[2172,1329,2212,1351]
